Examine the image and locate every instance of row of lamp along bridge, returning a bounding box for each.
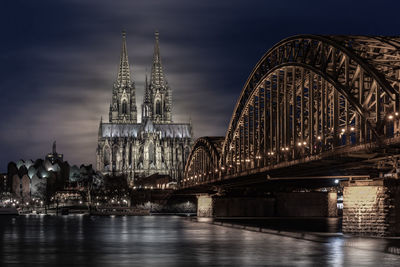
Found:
[183,113,400,186]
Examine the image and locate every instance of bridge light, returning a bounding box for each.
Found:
[221,166,225,170]
[303,141,307,145]
[388,115,394,120]
[317,136,321,140]
[350,127,355,131]
[215,169,218,172]
[396,112,399,116]
[285,147,289,151]
[341,128,346,133]
[281,147,285,151]
[297,142,302,147]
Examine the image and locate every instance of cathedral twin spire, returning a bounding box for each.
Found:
[150,31,166,89]
[116,31,131,88]
[109,30,172,124]
[108,30,137,123]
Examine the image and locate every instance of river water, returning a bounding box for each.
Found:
[0,215,399,266]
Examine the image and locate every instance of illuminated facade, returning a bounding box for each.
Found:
[96,31,193,184]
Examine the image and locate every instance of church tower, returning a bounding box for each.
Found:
[97,30,193,184]
[148,31,172,123]
[109,31,137,123]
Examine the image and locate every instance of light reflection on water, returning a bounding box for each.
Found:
[0,215,398,266]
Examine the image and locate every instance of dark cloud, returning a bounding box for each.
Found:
[1,0,400,171]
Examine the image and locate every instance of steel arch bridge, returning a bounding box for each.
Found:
[183,35,400,188]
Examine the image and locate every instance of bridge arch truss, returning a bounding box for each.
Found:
[183,137,224,185]
[183,35,400,187]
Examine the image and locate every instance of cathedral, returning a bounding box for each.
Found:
[96,31,193,185]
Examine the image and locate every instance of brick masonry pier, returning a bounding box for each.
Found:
[342,179,400,236]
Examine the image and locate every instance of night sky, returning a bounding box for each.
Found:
[1,0,399,171]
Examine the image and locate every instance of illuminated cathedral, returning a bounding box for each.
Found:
[96,31,193,185]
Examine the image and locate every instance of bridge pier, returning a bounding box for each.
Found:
[342,179,400,236]
[197,194,214,217]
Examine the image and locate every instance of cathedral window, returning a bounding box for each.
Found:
[184,146,190,162]
[122,100,128,114]
[128,145,132,166]
[156,100,161,115]
[112,146,118,170]
[104,147,111,170]
[149,142,155,165]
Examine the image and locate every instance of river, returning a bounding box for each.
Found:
[0,215,398,266]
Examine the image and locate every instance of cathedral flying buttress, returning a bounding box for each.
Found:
[96,31,193,185]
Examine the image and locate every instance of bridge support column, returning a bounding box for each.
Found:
[197,194,214,217]
[342,179,400,236]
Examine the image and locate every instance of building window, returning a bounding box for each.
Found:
[156,100,161,115]
[122,100,127,114]
[104,147,111,170]
[184,146,190,162]
[149,142,155,165]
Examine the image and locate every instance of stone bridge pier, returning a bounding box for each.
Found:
[341,179,400,236]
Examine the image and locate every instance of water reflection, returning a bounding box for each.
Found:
[0,215,398,266]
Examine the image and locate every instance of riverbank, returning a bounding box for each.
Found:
[186,217,400,256]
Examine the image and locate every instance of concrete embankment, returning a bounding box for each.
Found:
[186,217,400,256]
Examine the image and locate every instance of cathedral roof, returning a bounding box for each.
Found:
[101,122,192,138]
[143,119,155,132]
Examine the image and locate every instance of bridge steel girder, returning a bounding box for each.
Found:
[183,137,224,187]
[182,35,400,189]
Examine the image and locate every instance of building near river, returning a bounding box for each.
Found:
[96,31,193,185]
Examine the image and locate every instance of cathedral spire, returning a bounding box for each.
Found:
[150,31,166,88]
[116,30,131,87]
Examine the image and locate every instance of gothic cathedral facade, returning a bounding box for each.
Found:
[96,31,193,185]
